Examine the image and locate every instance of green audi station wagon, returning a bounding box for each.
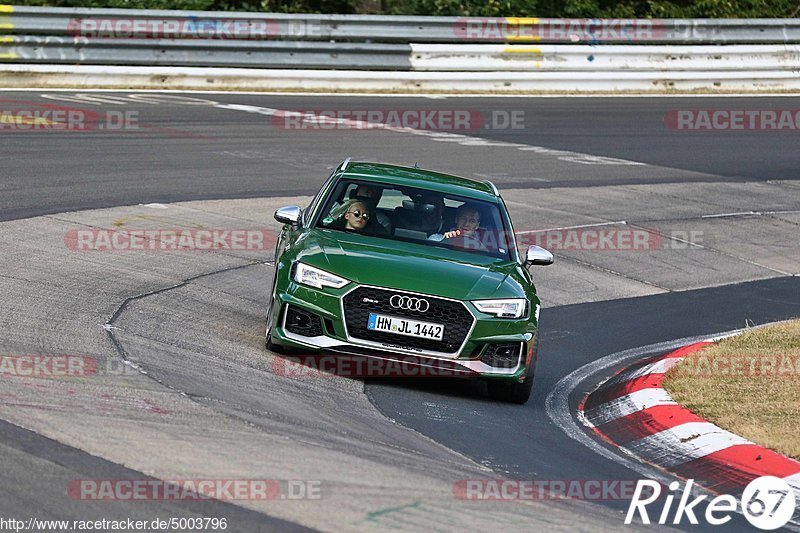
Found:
[266,160,553,404]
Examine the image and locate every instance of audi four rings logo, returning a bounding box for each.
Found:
[390,295,430,312]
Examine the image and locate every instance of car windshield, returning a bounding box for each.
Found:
[315,179,514,260]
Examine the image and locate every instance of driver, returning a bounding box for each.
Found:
[430,204,488,251]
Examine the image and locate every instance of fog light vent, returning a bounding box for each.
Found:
[285,305,324,337]
[480,343,523,368]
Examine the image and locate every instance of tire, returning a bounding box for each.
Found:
[486,336,538,404]
[265,326,281,353]
[487,371,534,404]
[264,283,285,353]
[265,320,287,354]
[265,319,279,353]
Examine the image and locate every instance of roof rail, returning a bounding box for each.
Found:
[341,157,352,171]
[483,180,500,196]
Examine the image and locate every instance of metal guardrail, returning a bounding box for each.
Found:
[3,64,799,93]
[3,5,800,44]
[1,35,412,70]
[410,44,800,71]
[3,36,797,72]
[0,5,798,91]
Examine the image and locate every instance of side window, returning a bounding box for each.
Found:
[304,170,337,225]
[497,198,517,260]
[317,182,352,227]
[322,183,359,221]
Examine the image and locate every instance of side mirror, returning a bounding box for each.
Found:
[524,245,554,267]
[274,205,302,226]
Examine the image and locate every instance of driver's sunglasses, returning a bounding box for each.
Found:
[347,209,370,220]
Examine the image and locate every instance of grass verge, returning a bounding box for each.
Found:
[663,320,800,460]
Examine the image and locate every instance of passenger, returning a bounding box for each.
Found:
[329,199,371,233]
[351,184,392,234]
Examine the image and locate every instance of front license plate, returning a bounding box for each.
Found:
[367,313,444,341]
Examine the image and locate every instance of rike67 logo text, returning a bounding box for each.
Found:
[626,477,796,530]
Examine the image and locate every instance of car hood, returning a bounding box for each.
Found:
[295,229,527,300]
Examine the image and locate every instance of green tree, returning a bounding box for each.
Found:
[9,0,800,16]
[538,0,799,17]
[383,0,537,17]
[210,0,360,14]
[13,0,216,8]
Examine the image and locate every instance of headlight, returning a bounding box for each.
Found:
[294,262,349,289]
[472,298,527,319]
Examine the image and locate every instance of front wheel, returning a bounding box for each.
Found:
[265,316,286,354]
[486,336,538,404]
[264,285,285,353]
[486,371,534,404]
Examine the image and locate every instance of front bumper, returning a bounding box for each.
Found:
[269,281,537,381]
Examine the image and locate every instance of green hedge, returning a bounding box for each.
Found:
[10,0,800,17]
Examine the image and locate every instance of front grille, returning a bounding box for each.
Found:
[342,286,474,354]
[285,305,324,337]
[480,342,524,368]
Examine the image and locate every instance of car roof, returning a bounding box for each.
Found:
[337,161,499,202]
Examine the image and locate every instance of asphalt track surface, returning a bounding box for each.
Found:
[1,91,799,532]
[1,93,799,221]
[368,276,800,529]
[0,420,309,532]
